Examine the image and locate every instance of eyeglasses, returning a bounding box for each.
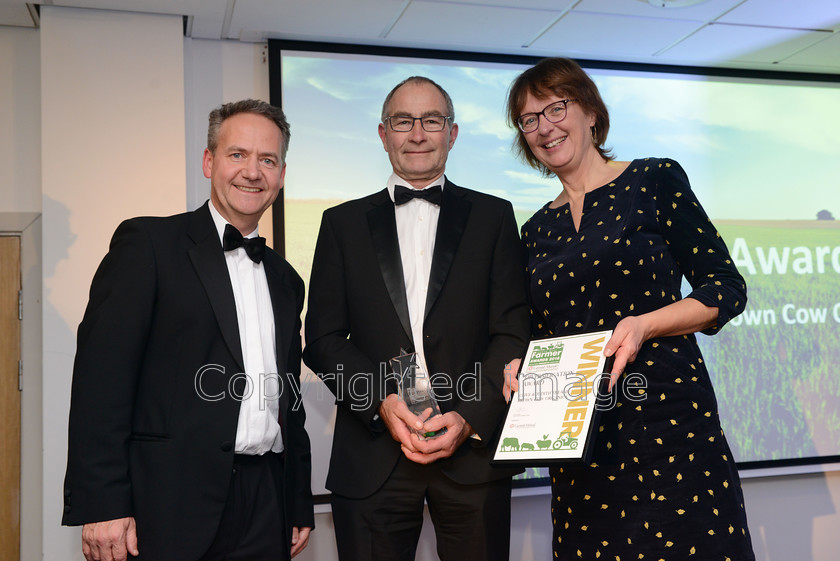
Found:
[516,99,578,133]
[384,115,452,132]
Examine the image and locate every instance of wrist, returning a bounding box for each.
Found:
[636,312,656,342]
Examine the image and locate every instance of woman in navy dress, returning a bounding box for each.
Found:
[504,58,755,561]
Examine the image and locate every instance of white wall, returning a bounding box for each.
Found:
[0,4,838,560]
[742,469,840,560]
[0,26,40,213]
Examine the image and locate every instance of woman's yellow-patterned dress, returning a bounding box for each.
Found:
[521,158,755,560]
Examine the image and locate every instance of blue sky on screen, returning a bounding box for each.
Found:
[282,51,840,220]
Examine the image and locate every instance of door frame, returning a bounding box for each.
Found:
[0,213,42,561]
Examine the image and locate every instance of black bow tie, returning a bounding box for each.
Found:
[394,184,442,206]
[223,223,266,264]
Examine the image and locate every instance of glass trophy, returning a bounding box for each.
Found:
[390,349,447,439]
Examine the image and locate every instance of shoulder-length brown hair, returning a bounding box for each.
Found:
[506,57,613,176]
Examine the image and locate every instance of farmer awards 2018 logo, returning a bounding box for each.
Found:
[528,342,564,370]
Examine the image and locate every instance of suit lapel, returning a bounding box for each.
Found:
[367,190,413,342]
[425,181,470,320]
[187,203,245,372]
[264,253,293,418]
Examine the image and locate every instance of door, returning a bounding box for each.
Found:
[0,235,21,561]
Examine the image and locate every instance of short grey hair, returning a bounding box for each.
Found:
[381,76,455,123]
[207,99,291,162]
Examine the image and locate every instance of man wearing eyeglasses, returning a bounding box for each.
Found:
[304,76,530,561]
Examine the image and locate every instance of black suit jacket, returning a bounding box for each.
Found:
[303,179,529,499]
[62,202,314,560]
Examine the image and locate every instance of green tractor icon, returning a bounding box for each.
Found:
[552,432,578,450]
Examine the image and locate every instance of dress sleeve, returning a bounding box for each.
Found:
[653,159,747,334]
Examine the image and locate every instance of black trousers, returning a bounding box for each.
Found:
[198,453,288,561]
[331,455,512,561]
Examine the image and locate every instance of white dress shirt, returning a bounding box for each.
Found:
[209,202,284,455]
[386,173,444,376]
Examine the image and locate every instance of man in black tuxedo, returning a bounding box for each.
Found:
[303,77,530,561]
[63,100,314,561]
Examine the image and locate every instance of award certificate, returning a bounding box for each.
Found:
[493,330,614,466]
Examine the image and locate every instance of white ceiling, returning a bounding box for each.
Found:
[4,0,840,74]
